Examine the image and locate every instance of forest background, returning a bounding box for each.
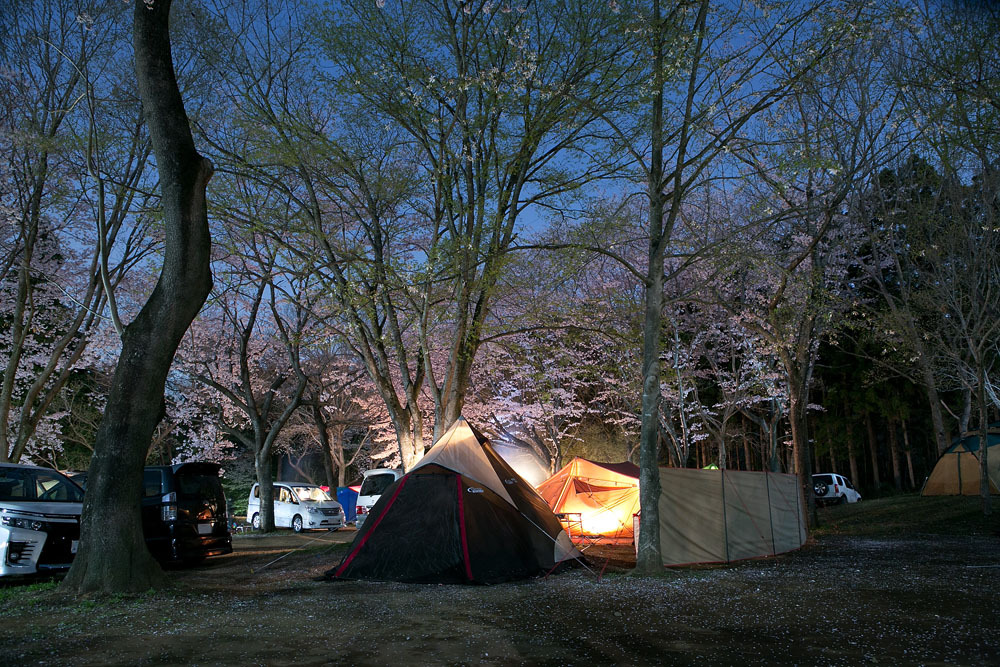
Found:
[2,0,998,538]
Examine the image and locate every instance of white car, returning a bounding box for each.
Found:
[813,473,862,506]
[354,468,403,529]
[0,463,84,577]
[247,482,344,532]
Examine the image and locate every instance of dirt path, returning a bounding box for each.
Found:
[2,527,999,665]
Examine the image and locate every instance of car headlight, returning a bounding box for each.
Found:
[1,515,44,531]
[307,507,321,514]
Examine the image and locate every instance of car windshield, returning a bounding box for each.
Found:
[360,473,396,497]
[293,486,331,502]
[176,473,225,506]
[0,467,84,503]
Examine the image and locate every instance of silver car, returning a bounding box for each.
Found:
[246,482,344,532]
[0,464,84,577]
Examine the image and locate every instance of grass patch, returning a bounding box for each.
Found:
[0,579,59,607]
[814,494,1000,537]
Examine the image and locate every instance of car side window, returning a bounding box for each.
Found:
[0,470,28,500]
[279,487,294,503]
[143,470,163,498]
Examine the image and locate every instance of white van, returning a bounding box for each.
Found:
[355,468,403,529]
[0,463,83,577]
[246,482,344,532]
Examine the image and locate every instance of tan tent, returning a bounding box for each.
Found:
[922,428,1000,496]
[640,468,807,566]
[536,458,640,544]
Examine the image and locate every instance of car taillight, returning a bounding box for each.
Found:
[162,491,177,521]
[834,484,840,494]
[356,506,367,515]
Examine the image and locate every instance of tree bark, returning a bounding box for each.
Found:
[743,430,752,471]
[866,411,881,490]
[888,417,903,490]
[254,452,274,530]
[844,400,860,486]
[634,0,668,576]
[978,369,992,516]
[787,380,815,526]
[62,0,212,595]
[902,419,916,490]
[920,366,951,456]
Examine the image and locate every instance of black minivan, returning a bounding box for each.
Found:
[141,463,232,563]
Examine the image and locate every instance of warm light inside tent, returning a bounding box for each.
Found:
[580,509,628,536]
[536,458,640,544]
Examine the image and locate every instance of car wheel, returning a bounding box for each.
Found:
[251,513,260,530]
[837,495,847,505]
[292,515,303,533]
[813,482,828,497]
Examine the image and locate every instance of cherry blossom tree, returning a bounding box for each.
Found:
[178,214,313,533]
[1,0,158,464]
[469,331,596,474]
[288,352,390,487]
[310,0,634,465]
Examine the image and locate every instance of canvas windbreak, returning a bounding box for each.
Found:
[651,468,806,567]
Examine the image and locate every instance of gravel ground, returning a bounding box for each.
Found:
[1,521,998,665]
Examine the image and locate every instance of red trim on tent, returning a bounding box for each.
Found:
[335,474,410,578]
[456,475,473,581]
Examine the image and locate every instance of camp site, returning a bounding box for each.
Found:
[3,0,999,664]
[3,418,999,664]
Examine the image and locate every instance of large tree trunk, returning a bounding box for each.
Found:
[62,0,212,595]
[888,417,903,490]
[977,371,992,516]
[313,406,337,490]
[634,0,667,576]
[844,401,860,486]
[918,361,951,456]
[255,449,275,531]
[743,431,752,471]
[865,411,881,490]
[787,382,815,527]
[902,419,916,490]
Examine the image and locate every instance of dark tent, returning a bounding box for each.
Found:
[327,417,579,584]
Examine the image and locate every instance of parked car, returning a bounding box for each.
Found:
[63,471,88,489]
[812,473,862,506]
[246,482,344,532]
[0,463,83,577]
[142,463,233,563]
[355,468,403,529]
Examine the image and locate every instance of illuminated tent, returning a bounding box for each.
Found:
[922,427,1000,496]
[536,458,640,544]
[327,417,579,584]
[641,468,807,567]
